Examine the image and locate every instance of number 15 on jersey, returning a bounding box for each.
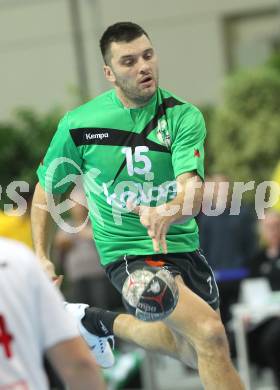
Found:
[121,146,152,176]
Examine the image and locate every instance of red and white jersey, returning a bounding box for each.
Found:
[0,238,78,390]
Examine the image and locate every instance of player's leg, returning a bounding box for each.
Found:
[69,254,244,388]
[162,275,244,389]
[94,255,198,366]
[82,305,198,367]
[101,254,199,366]
[82,280,242,389]
[112,313,198,367]
[79,271,208,371]
[113,313,177,355]
[104,252,244,389]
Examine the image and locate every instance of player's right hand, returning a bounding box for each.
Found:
[127,200,172,254]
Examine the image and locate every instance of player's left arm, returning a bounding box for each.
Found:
[130,172,203,253]
[130,105,206,252]
[159,171,203,222]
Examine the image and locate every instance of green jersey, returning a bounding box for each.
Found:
[37,88,206,266]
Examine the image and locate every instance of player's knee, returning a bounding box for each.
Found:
[122,268,179,322]
[197,318,228,356]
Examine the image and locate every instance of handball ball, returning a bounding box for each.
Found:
[122,268,179,321]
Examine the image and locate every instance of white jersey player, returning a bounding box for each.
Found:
[0,238,105,390]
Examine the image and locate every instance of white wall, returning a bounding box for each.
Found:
[0,0,278,120]
[0,0,77,117]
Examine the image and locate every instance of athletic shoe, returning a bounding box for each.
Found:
[64,302,115,368]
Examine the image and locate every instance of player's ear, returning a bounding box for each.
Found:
[104,65,116,83]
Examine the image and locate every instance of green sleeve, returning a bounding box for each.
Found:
[37,112,83,194]
[171,105,206,180]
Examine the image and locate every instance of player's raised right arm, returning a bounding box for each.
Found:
[31,182,60,280]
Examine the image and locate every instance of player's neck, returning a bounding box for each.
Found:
[115,88,155,109]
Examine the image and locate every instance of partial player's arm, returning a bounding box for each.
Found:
[159,171,203,222]
[31,182,60,280]
[28,249,106,389]
[130,172,203,253]
[130,105,206,253]
[32,113,83,281]
[46,337,106,390]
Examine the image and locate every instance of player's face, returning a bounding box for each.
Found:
[104,34,159,107]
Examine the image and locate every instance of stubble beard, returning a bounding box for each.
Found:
[115,75,158,107]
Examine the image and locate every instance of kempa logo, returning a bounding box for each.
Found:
[84,132,109,141]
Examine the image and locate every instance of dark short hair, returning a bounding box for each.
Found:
[100,22,150,64]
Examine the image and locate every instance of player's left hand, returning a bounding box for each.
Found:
[127,200,175,253]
